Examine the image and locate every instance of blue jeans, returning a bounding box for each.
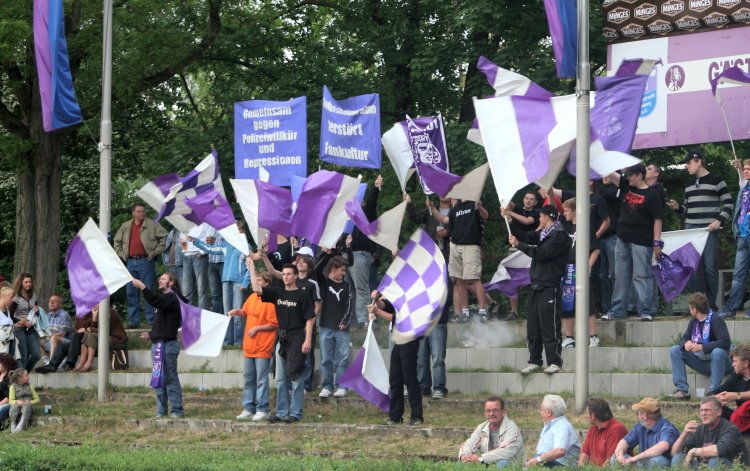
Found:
[151,340,183,416]
[274,344,305,419]
[15,328,40,371]
[417,323,447,394]
[242,356,270,413]
[670,344,732,394]
[209,262,224,314]
[607,238,656,319]
[319,327,350,390]
[685,224,719,310]
[223,281,246,346]
[183,255,210,309]
[612,454,670,468]
[0,403,10,423]
[126,257,156,324]
[599,234,617,312]
[671,452,731,468]
[723,236,750,315]
[348,251,374,324]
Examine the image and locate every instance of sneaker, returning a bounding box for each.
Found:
[266,415,282,423]
[236,410,254,420]
[384,418,401,426]
[450,314,462,323]
[409,418,424,426]
[562,337,575,348]
[520,363,541,374]
[504,311,520,321]
[282,416,300,423]
[333,388,347,398]
[252,411,269,422]
[57,362,74,372]
[488,302,500,317]
[461,313,470,323]
[480,313,489,323]
[543,364,562,374]
[641,315,653,322]
[170,413,184,418]
[672,390,691,400]
[718,310,735,319]
[600,314,619,321]
[432,390,445,399]
[319,388,332,398]
[35,365,56,374]
[42,356,50,365]
[589,335,600,348]
[156,413,165,419]
[358,322,367,329]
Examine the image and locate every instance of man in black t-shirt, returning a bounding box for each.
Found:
[250,262,315,423]
[506,191,540,236]
[715,345,750,424]
[430,199,490,322]
[602,164,663,322]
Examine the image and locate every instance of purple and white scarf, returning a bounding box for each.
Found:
[150,341,165,389]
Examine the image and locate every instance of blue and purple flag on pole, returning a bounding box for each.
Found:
[234,97,307,186]
[290,170,360,249]
[378,229,448,345]
[543,0,577,79]
[33,0,82,132]
[66,219,133,316]
[339,321,390,412]
[652,228,710,302]
[319,86,381,169]
[711,65,750,102]
[177,298,230,357]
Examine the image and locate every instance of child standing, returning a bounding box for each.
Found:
[9,368,39,433]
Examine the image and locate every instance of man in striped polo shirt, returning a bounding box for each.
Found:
[667,151,733,312]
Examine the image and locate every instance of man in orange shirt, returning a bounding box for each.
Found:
[228,268,278,422]
[580,397,628,466]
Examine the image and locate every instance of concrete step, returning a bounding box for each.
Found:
[31,370,711,396]
[117,346,676,373]
[126,317,750,349]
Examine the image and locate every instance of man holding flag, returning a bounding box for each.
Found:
[132,273,186,418]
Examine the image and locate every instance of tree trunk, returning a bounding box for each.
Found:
[14,88,66,307]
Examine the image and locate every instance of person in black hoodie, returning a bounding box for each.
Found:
[133,272,186,418]
[509,205,570,375]
[314,254,353,398]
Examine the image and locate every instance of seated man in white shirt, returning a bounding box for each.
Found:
[458,395,524,467]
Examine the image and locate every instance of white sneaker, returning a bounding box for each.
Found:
[333,388,347,398]
[561,337,575,348]
[319,388,332,398]
[252,411,269,422]
[543,364,562,374]
[589,335,600,347]
[520,363,540,374]
[236,410,254,420]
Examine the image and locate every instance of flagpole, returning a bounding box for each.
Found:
[574,0,590,415]
[97,0,114,403]
[716,100,742,180]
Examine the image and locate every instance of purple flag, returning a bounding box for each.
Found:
[711,66,750,99]
[543,0,577,78]
[338,322,390,412]
[343,183,368,234]
[290,170,359,248]
[404,115,449,194]
[231,179,292,251]
[319,86,381,169]
[183,189,235,229]
[615,59,662,77]
[177,297,230,357]
[33,0,82,132]
[652,228,710,302]
[345,197,377,236]
[234,97,307,186]
[413,162,462,197]
[66,219,133,316]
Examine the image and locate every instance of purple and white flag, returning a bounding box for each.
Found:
[468,56,554,146]
[474,93,577,205]
[711,66,750,103]
[414,163,490,202]
[343,183,368,234]
[177,297,230,357]
[234,97,307,186]
[137,151,229,236]
[290,170,359,249]
[652,228,710,302]
[615,59,662,77]
[230,179,292,251]
[33,0,82,132]
[345,200,407,252]
[382,115,449,192]
[378,229,448,345]
[183,189,249,255]
[543,0,577,78]
[66,218,133,316]
[320,86,381,169]
[483,251,532,298]
[339,321,390,412]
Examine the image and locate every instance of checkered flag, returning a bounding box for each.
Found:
[378,228,448,345]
